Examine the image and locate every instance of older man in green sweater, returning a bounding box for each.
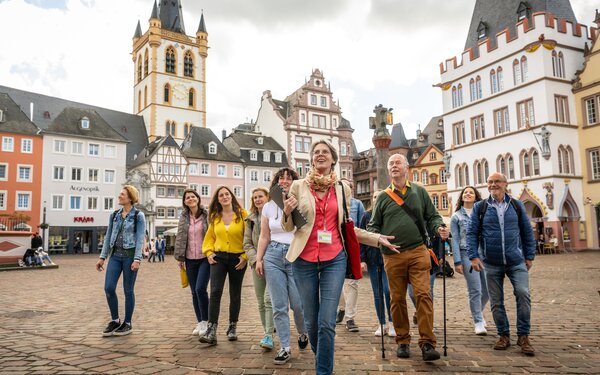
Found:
[368,153,449,361]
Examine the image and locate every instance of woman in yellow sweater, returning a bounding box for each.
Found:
[200,186,248,345]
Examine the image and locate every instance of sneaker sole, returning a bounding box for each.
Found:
[273,358,290,365]
[102,331,115,337]
[475,331,487,336]
[199,338,217,345]
[260,344,273,350]
[493,344,510,350]
[112,330,132,336]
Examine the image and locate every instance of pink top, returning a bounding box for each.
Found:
[300,186,343,262]
[186,214,206,260]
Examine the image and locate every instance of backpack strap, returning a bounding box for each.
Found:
[478,198,521,223]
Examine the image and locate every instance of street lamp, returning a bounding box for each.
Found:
[39,201,49,247]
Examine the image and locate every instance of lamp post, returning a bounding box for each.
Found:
[40,201,49,250]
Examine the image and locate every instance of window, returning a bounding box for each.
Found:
[21,139,32,153]
[457,84,463,106]
[80,117,90,129]
[167,208,176,218]
[584,95,599,125]
[507,154,515,179]
[71,167,82,181]
[70,195,81,210]
[201,185,210,197]
[520,149,540,177]
[517,99,535,129]
[208,142,217,155]
[477,22,487,39]
[233,186,242,198]
[263,170,272,182]
[88,197,98,210]
[250,170,258,182]
[469,76,482,101]
[274,153,282,163]
[17,165,32,182]
[494,107,510,135]
[295,136,311,152]
[144,49,149,76]
[552,51,565,78]
[497,67,504,91]
[201,163,210,175]
[413,171,419,182]
[440,168,447,183]
[310,94,317,105]
[513,56,528,85]
[455,164,470,187]
[333,118,337,128]
[217,165,226,177]
[88,143,100,156]
[104,197,114,210]
[250,150,257,160]
[233,165,241,177]
[476,76,482,99]
[0,191,5,210]
[553,95,570,124]
[263,151,270,162]
[432,195,439,208]
[105,145,116,158]
[452,86,458,108]
[104,170,115,183]
[52,166,64,181]
[469,78,476,101]
[71,141,83,155]
[471,115,485,141]
[166,46,176,73]
[137,57,142,83]
[474,159,489,185]
[341,142,347,156]
[53,139,65,153]
[422,171,428,185]
[341,169,347,178]
[52,195,64,210]
[312,114,327,128]
[167,186,176,197]
[184,123,192,138]
[320,96,327,107]
[184,50,194,77]
[188,89,195,108]
[88,168,99,182]
[16,192,31,210]
[590,149,600,180]
[2,137,13,152]
[189,163,198,176]
[430,153,437,161]
[296,161,303,177]
[189,184,198,192]
[441,195,449,210]
[490,69,498,94]
[166,121,176,137]
[0,164,7,180]
[452,121,466,145]
[164,83,171,103]
[157,207,165,218]
[517,2,530,21]
[301,113,306,124]
[557,145,574,175]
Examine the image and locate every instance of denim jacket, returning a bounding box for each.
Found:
[100,207,146,261]
[450,207,473,265]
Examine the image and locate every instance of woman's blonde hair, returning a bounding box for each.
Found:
[122,185,139,204]
[249,187,269,214]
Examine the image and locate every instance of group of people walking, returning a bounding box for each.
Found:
[95,139,537,374]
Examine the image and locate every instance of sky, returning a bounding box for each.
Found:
[0,0,597,152]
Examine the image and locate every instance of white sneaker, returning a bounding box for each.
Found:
[192,322,202,335]
[474,322,487,336]
[198,321,208,336]
[387,322,396,337]
[374,324,387,337]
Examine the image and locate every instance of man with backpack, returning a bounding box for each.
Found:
[155,236,165,262]
[467,172,536,356]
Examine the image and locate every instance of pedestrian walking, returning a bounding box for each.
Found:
[450,185,489,335]
[148,238,156,262]
[156,236,165,262]
[200,186,248,345]
[281,139,397,375]
[467,172,536,356]
[256,168,308,365]
[95,185,145,337]
[174,189,210,337]
[243,186,275,350]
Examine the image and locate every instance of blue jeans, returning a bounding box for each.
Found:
[185,258,210,322]
[158,249,165,262]
[485,262,531,336]
[367,264,392,324]
[104,255,138,323]
[459,249,489,324]
[292,250,346,375]
[408,272,436,308]
[264,241,306,348]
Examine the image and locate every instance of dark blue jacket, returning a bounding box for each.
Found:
[359,211,383,266]
[466,195,536,266]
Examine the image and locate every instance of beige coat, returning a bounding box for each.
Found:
[282,179,380,262]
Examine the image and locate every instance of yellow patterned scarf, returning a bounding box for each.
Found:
[306,169,337,192]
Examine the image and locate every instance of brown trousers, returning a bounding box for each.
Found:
[383,244,436,348]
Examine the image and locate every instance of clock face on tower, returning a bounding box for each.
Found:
[173,83,187,100]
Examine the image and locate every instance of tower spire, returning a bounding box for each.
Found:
[159,0,186,34]
[197,11,207,33]
[150,0,158,20]
[133,20,142,39]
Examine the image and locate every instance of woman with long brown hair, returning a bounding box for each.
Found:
[200,186,248,345]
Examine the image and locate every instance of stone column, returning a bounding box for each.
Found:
[370,105,393,191]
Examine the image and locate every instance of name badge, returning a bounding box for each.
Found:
[318,230,333,244]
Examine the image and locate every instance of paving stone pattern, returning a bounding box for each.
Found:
[1,252,599,374]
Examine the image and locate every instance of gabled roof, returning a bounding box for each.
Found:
[130,135,181,168]
[413,143,445,167]
[0,93,39,135]
[414,115,445,150]
[0,85,148,167]
[181,127,241,163]
[46,107,128,142]
[390,123,409,148]
[465,0,577,55]
[226,132,285,151]
[159,0,186,34]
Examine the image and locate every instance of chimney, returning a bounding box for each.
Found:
[222,129,226,141]
[30,102,34,121]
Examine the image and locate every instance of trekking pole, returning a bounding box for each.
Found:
[439,227,448,357]
[376,263,386,358]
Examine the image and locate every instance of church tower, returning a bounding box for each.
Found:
[132,0,208,143]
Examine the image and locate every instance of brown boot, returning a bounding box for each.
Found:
[493,335,510,350]
[517,335,535,356]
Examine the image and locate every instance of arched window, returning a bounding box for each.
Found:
[184,123,192,138]
[469,78,476,101]
[475,75,482,99]
[520,56,528,82]
[558,52,565,78]
[553,51,565,78]
[552,51,558,77]
[513,59,521,85]
[165,121,176,137]
[184,51,194,78]
[482,159,489,182]
[163,83,171,103]
[497,66,504,91]
[165,46,176,73]
[498,155,506,176]
[490,69,497,94]
[144,49,149,77]
[188,88,195,107]
[144,86,147,107]
[531,149,540,175]
[521,150,530,177]
[474,160,481,184]
[422,170,428,185]
[507,154,515,180]
[457,84,463,106]
[464,164,470,186]
[452,86,457,108]
[455,165,462,187]
[413,171,419,182]
[137,56,142,83]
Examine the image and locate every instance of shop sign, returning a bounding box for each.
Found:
[74,217,94,223]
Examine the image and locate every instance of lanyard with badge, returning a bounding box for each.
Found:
[311,187,333,244]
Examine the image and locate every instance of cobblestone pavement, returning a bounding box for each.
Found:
[1,251,599,374]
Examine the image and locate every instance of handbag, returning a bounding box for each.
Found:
[339,182,363,280]
[383,188,440,273]
[180,267,189,288]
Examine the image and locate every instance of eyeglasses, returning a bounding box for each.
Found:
[487,179,506,184]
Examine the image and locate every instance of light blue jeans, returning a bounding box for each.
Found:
[293,250,346,375]
[367,264,392,324]
[104,255,138,323]
[485,262,531,337]
[264,241,305,348]
[459,249,489,324]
